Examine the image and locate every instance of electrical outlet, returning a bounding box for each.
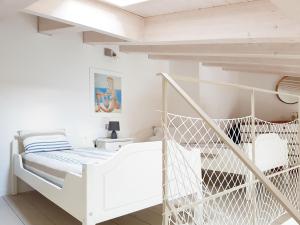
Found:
[105,124,109,130]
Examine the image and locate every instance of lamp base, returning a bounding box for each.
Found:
[110,130,118,139]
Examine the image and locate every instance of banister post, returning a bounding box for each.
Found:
[298,97,300,210]
[250,90,257,225]
[251,90,256,166]
[162,77,169,225]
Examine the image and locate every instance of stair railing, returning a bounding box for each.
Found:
[158,72,300,225]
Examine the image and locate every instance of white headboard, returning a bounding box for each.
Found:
[249,133,288,172]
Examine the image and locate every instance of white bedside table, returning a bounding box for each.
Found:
[96,138,134,151]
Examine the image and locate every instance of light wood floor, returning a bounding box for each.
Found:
[2,191,162,225]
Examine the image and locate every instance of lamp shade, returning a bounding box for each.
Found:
[108,121,120,131]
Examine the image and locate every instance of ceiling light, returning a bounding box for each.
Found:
[101,0,149,7]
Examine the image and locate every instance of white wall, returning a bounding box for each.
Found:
[168,61,297,121]
[199,65,240,119]
[168,61,200,117]
[168,62,240,119]
[0,13,168,196]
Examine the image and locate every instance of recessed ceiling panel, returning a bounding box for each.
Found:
[101,0,150,7]
[117,0,258,17]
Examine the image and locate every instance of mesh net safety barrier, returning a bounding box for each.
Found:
[162,113,300,225]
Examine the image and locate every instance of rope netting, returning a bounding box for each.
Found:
[162,113,300,225]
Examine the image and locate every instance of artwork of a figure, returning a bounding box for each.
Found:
[94,73,122,113]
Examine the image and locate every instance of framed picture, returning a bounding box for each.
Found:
[90,68,122,116]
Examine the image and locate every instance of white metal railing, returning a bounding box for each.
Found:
[158,72,300,225]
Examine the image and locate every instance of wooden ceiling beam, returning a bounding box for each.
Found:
[222,67,300,77]
[120,42,300,55]
[148,54,300,66]
[203,63,300,72]
[83,31,127,44]
[24,0,144,41]
[38,17,75,35]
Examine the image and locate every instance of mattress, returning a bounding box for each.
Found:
[22,148,116,187]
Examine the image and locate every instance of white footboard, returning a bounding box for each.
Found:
[88,141,162,223]
[13,141,162,225]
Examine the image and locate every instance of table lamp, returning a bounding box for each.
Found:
[108,121,120,139]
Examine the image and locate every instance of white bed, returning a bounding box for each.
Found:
[199,133,289,175]
[12,130,164,225]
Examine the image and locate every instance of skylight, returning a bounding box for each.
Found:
[101,0,150,7]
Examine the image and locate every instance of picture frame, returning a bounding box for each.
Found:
[90,68,122,117]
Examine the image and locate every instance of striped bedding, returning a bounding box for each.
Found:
[22,148,116,187]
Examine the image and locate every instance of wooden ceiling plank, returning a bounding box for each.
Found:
[144,0,300,42]
[271,0,300,21]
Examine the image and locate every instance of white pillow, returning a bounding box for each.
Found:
[19,129,66,140]
[23,135,73,153]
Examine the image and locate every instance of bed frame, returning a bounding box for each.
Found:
[11,139,163,225]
